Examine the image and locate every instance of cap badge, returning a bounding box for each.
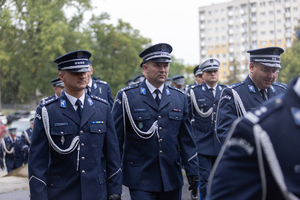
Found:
[161,44,167,51]
[273,49,279,54]
[210,59,213,63]
[77,51,83,58]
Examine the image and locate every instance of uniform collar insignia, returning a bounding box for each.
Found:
[93,82,97,89]
[141,87,146,95]
[291,107,300,126]
[218,85,222,91]
[60,100,66,108]
[166,88,170,95]
[248,85,256,93]
[88,98,93,106]
[270,85,275,93]
[202,85,206,91]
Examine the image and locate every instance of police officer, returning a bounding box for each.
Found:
[206,77,300,199]
[86,60,114,108]
[183,65,204,94]
[20,117,34,163]
[40,77,65,103]
[28,50,122,200]
[113,43,199,200]
[0,127,25,173]
[216,47,286,144]
[187,58,226,200]
[172,75,185,90]
[165,78,172,86]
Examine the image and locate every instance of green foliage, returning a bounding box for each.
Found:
[279,26,300,84]
[0,1,187,107]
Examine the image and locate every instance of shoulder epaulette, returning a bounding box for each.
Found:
[168,85,184,94]
[40,97,57,107]
[191,84,201,89]
[245,96,284,124]
[95,79,108,85]
[120,83,139,92]
[230,81,244,89]
[272,82,287,90]
[90,95,108,105]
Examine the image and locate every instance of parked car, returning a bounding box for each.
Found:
[9,118,31,136]
[7,110,30,124]
[0,112,7,125]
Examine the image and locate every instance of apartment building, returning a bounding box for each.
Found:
[199,0,300,83]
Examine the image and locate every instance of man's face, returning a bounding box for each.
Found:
[250,62,277,89]
[53,86,64,97]
[195,74,204,84]
[202,70,219,86]
[143,61,169,88]
[59,71,88,92]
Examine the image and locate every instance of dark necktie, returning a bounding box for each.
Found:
[75,99,83,118]
[260,90,267,101]
[86,86,91,96]
[209,88,215,98]
[154,89,161,105]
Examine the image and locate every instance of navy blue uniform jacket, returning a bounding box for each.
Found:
[216,75,286,144]
[188,83,227,156]
[28,92,122,200]
[112,80,198,192]
[207,77,300,199]
[90,77,114,108]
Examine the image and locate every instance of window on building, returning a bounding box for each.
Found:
[278,39,282,45]
[208,11,212,15]
[270,30,274,35]
[269,1,274,6]
[261,40,267,46]
[277,9,281,14]
[222,36,226,41]
[223,72,227,77]
[277,29,282,34]
[261,31,266,35]
[215,19,219,23]
[269,20,274,26]
[223,63,227,67]
[260,2,266,7]
[222,45,226,50]
[285,0,290,2]
[223,54,226,58]
[294,18,299,23]
[270,40,274,45]
[276,0,281,4]
[294,7,298,12]
[285,8,291,13]
[261,21,266,26]
[260,12,266,16]
[277,19,282,24]
[269,10,274,15]
[209,46,213,51]
[251,3,256,8]
[251,13,256,17]
[215,9,218,14]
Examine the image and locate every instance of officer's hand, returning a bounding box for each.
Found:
[187,175,199,190]
[108,194,121,200]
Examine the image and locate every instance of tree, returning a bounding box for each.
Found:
[0,0,91,109]
[87,14,151,96]
[279,26,300,84]
[226,58,242,85]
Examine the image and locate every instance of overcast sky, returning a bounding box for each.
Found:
[90,0,230,66]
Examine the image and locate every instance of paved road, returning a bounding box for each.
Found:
[0,168,195,200]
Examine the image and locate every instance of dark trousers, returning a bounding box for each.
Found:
[129,188,182,200]
[198,154,216,200]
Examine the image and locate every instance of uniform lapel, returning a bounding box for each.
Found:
[60,93,81,126]
[201,83,214,101]
[245,76,264,104]
[81,96,96,127]
[158,85,171,110]
[140,81,159,110]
